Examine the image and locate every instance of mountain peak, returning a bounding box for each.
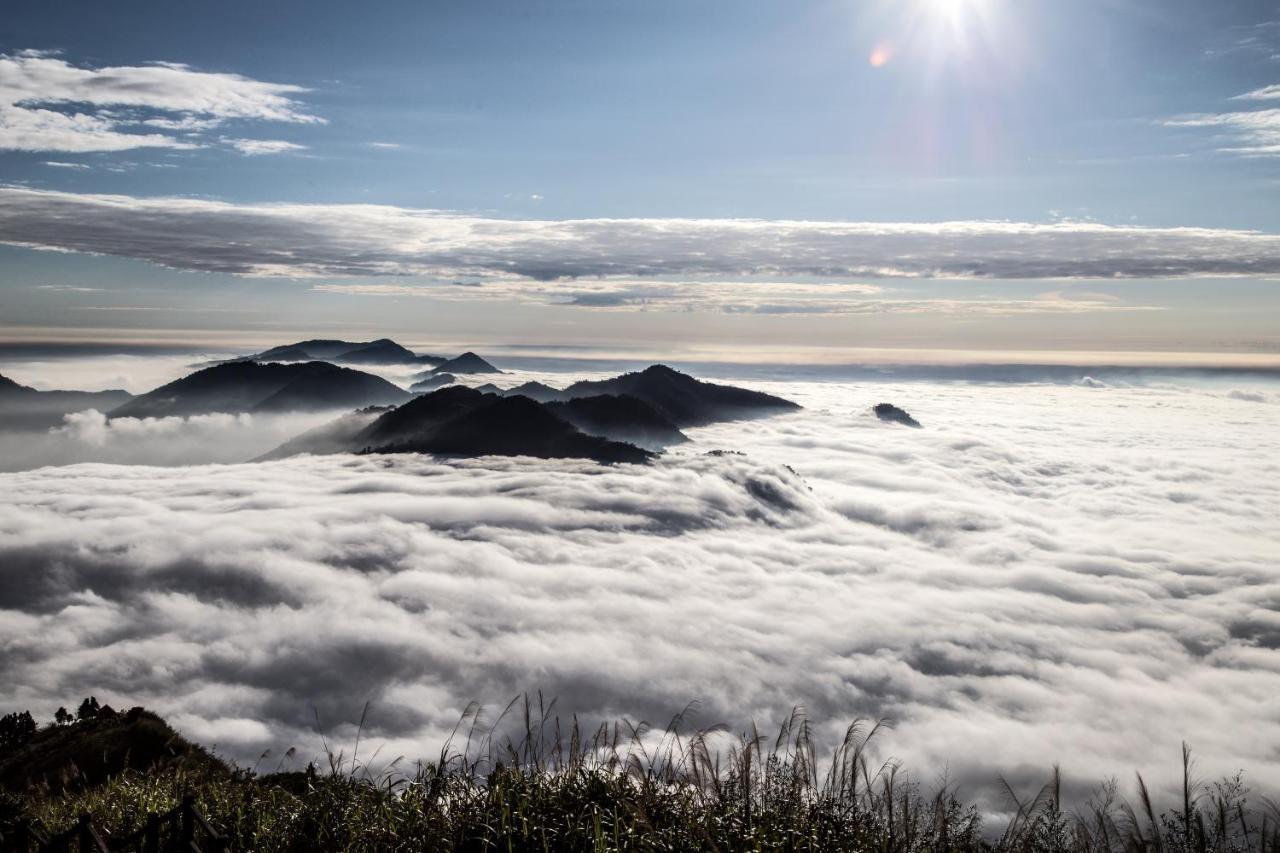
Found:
[431,352,502,374]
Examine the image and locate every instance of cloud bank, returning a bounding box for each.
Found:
[314,280,1162,316]
[0,408,338,472]
[0,51,320,154]
[1,376,1278,808]
[3,188,1280,287]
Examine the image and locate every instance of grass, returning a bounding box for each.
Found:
[3,696,1279,852]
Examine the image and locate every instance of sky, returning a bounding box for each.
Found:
[2,0,1280,358]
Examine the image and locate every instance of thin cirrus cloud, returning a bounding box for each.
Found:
[3,187,1280,287]
[0,50,320,154]
[1166,83,1280,157]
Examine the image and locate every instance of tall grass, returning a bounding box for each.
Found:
[5,697,1279,853]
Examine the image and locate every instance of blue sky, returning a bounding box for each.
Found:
[2,0,1279,357]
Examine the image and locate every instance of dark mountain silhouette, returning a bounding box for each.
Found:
[0,705,227,793]
[547,394,687,449]
[562,365,799,426]
[410,372,456,392]
[873,403,922,428]
[256,406,391,461]
[0,372,134,430]
[387,395,651,464]
[266,386,650,464]
[251,367,411,413]
[357,385,490,447]
[260,366,796,464]
[252,338,444,366]
[503,381,565,403]
[109,361,409,418]
[257,339,363,361]
[430,351,501,374]
[473,383,502,394]
[333,339,421,365]
[253,344,314,362]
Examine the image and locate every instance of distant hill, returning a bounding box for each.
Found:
[357,385,490,447]
[256,406,391,460]
[251,338,444,366]
[260,365,797,463]
[561,365,799,426]
[0,705,227,793]
[264,385,651,464]
[0,372,134,431]
[409,372,456,393]
[386,395,652,464]
[503,381,564,403]
[546,394,687,449]
[331,339,422,365]
[109,361,410,418]
[428,352,502,375]
[874,403,922,428]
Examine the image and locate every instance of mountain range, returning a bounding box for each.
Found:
[109,361,411,419]
[3,351,800,465]
[0,373,134,430]
[248,338,445,366]
[263,364,799,464]
[496,365,800,426]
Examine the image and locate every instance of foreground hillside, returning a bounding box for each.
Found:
[1,701,1274,853]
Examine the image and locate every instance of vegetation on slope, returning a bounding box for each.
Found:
[1,698,1276,853]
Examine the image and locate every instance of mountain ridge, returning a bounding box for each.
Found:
[110,361,410,418]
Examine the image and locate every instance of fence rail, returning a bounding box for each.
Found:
[2,794,230,853]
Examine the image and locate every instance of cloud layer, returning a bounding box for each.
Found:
[314,280,1162,316]
[0,51,319,154]
[2,374,1278,809]
[3,188,1280,287]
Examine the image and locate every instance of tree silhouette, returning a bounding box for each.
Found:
[76,696,101,722]
[0,710,36,750]
[54,706,72,726]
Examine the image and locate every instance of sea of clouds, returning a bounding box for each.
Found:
[1,365,1278,813]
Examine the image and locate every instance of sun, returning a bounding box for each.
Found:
[924,0,992,27]
[867,0,1010,71]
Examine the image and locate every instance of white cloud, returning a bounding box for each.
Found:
[1,372,1278,811]
[2,187,1280,285]
[0,408,339,471]
[0,51,321,153]
[311,280,1161,316]
[1166,90,1280,157]
[42,160,89,169]
[367,141,403,150]
[222,138,307,156]
[1232,84,1280,101]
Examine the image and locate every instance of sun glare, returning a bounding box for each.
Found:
[928,0,984,23]
[869,0,1009,71]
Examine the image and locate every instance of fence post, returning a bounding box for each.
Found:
[77,813,92,851]
[181,794,196,847]
[144,812,161,853]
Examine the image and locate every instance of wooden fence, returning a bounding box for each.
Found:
[2,794,230,852]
